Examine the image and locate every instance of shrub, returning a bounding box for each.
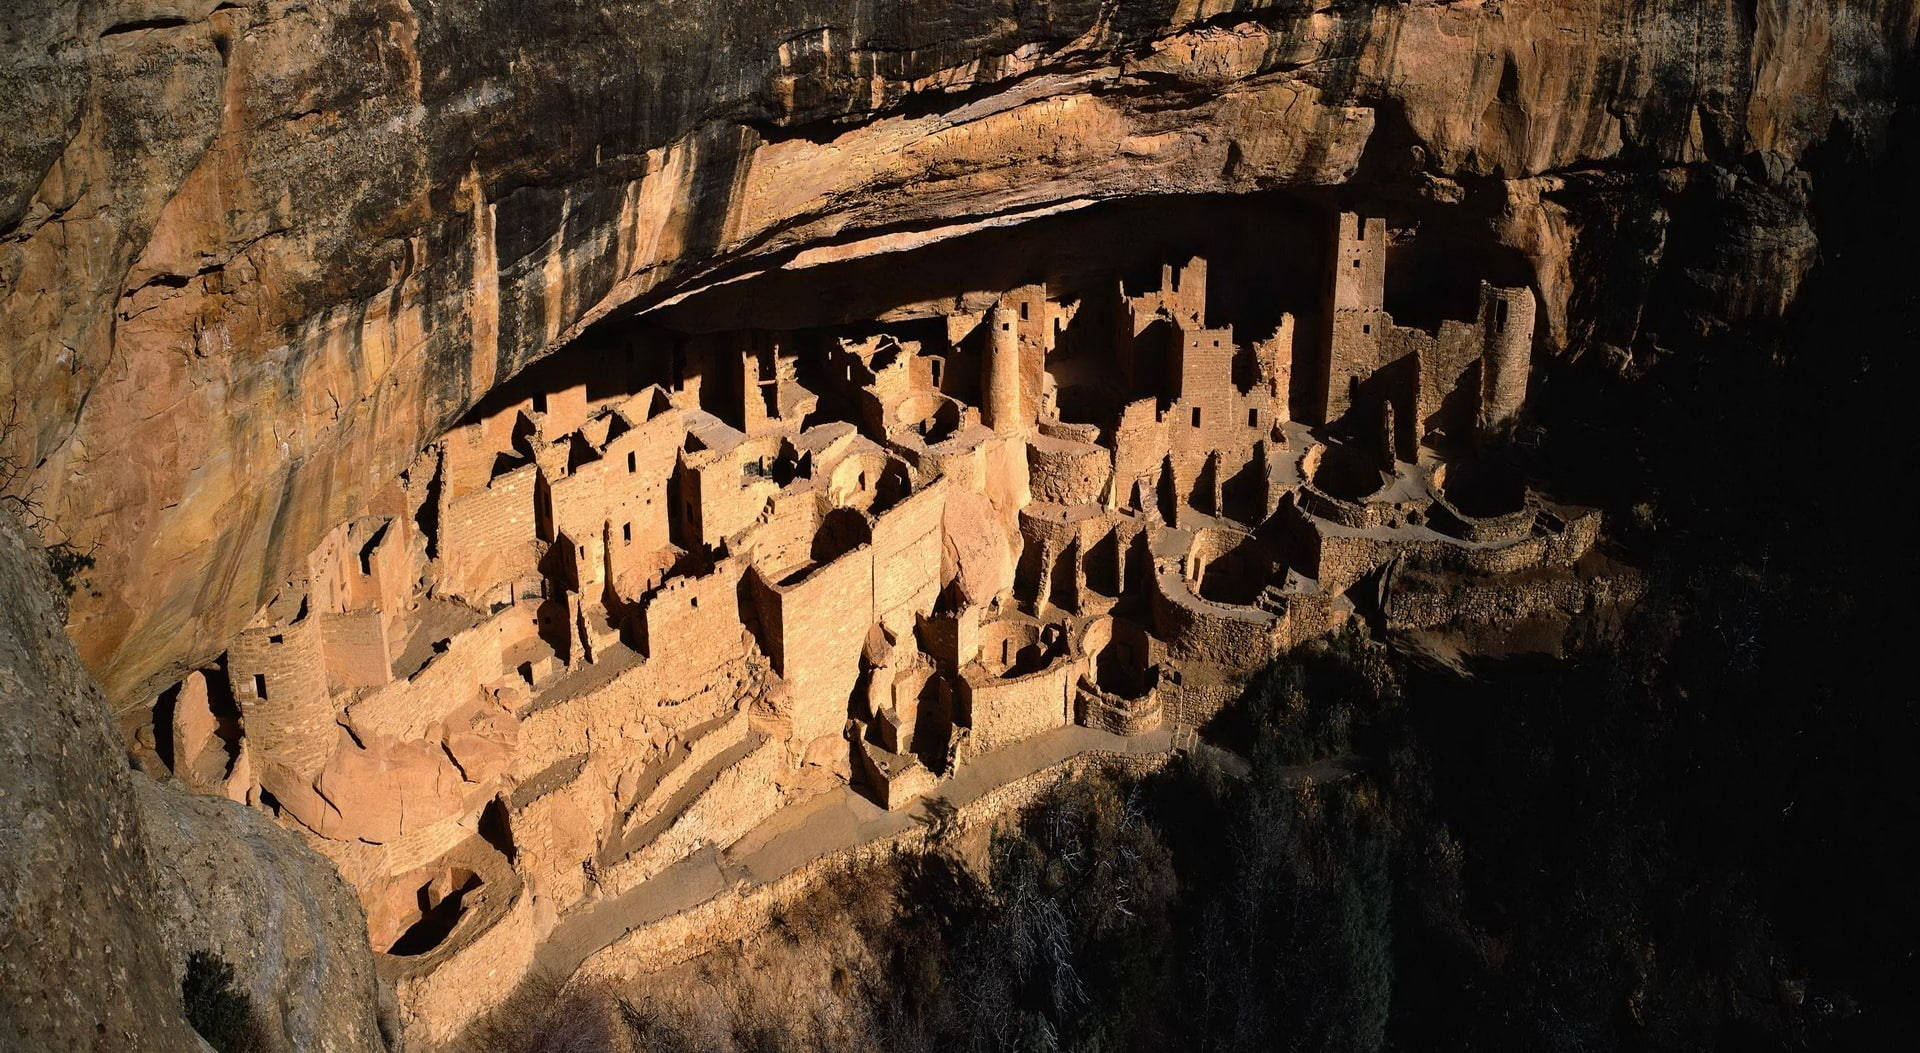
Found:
[182,950,257,1053]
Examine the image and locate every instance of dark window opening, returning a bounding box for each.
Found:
[622,523,632,544]
[1249,408,1259,427]
[1192,408,1202,428]
[268,634,283,644]
[627,451,636,473]
[1019,302,1030,321]
[1495,298,1510,332]
[252,674,267,700]
[531,392,547,414]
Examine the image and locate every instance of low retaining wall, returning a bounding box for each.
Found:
[569,748,1176,985]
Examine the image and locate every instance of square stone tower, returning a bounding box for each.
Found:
[1318,212,1387,425]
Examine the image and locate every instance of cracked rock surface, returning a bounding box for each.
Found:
[0,507,387,1052]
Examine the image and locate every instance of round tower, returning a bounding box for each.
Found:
[985,302,1023,435]
[1477,283,1535,435]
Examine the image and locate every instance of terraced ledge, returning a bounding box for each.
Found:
[533,724,1177,986]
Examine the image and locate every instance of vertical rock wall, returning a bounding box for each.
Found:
[0,1,1911,708]
[0,507,387,1052]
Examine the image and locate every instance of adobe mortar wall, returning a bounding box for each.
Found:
[1148,568,1279,667]
[1384,563,1643,632]
[871,481,947,635]
[440,464,541,601]
[319,611,392,691]
[600,736,786,896]
[961,658,1076,754]
[229,619,334,788]
[641,560,754,690]
[1027,434,1111,505]
[751,546,873,746]
[348,604,536,741]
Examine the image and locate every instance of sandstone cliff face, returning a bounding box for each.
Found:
[0,508,388,1052]
[0,0,1912,702]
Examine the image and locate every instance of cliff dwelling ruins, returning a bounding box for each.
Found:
[131,197,1599,1032]
[6,0,1914,1047]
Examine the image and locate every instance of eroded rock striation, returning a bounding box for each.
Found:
[0,0,1911,706]
[3,1,1918,1048]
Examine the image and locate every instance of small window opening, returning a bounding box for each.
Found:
[1495,299,1510,333]
[1352,258,1361,269]
[858,472,867,490]
[268,634,283,645]
[627,451,636,473]
[1002,640,1011,664]
[931,360,943,386]
[1248,408,1259,427]
[252,674,267,700]
[1356,219,1367,241]
[1363,324,1371,334]
[531,393,547,413]
[1191,408,1202,428]
[690,596,699,610]
[1019,302,1030,321]
[622,523,632,544]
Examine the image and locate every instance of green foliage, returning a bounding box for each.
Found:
[182,951,256,1053]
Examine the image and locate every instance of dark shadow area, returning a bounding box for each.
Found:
[1438,457,1526,518]
[387,870,483,957]
[1311,441,1387,501]
[645,192,1330,342]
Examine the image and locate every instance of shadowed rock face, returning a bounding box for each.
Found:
[0,1,1912,702]
[0,508,388,1052]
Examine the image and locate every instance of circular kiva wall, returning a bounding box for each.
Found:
[1080,615,1155,698]
[1028,433,1112,505]
[977,617,1045,679]
[893,393,964,444]
[1305,441,1389,503]
[1430,459,1534,543]
[1185,527,1276,607]
[1298,441,1397,528]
